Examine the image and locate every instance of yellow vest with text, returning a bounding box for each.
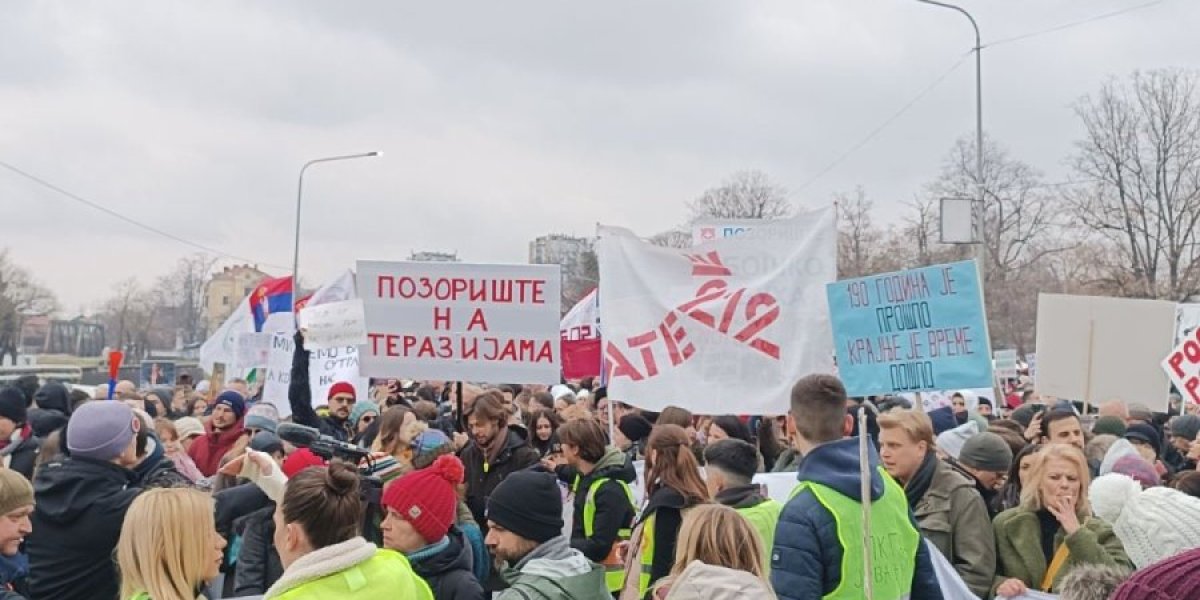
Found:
[272,549,434,600]
[789,467,920,600]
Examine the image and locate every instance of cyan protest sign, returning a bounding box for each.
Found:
[826,260,993,397]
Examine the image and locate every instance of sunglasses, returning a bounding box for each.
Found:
[360,415,376,424]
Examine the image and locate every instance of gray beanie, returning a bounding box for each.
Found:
[67,401,137,462]
[958,431,1014,472]
[1171,415,1200,442]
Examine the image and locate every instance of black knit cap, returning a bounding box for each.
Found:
[0,387,27,425]
[486,470,563,543]
[618,414,654,443]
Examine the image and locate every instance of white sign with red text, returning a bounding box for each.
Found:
[1164,324,1200,404]
[597,208,836,415]
[357,260,562,382]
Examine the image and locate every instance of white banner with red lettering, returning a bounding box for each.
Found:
[597,208,836,414]
[357,260,562,382]
[561,289,602,379]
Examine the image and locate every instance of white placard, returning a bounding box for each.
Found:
[356,260,562,383]
[234,332,273,371]
[261,333,369,419]
[299,299,368,350]
[1163,324,1200,404]
[994,349,1018,379]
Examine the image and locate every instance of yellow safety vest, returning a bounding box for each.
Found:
[735,498,783,575]
[788,467,920,600]
[272,549,434,600]
[580,477,638,593]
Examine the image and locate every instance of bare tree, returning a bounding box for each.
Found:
[927,134,1061,285]
[1069,69,1200,299]
[98,278,173,360]
[688,170,793,221]
[155,253,216,344]
[836,186,881,278]
[0,250,59,364]
[648,228,692,249]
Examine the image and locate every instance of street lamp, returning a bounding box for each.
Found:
[916,0,985,280]
[293,152,381,323]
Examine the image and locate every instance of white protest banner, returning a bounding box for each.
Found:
[691,219,762,245]
[234,332,273,371]
[357,261,562,382]
[1163,324,1200,404]
[994,349,1018,380]
[598,208,835,415]
[261,332,368,418]
[299,299,368,350]
[200,296,255,373]
[1036,294,1175,411]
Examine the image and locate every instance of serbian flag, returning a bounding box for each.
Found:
[251,276,294,332]
[561,289,602,379]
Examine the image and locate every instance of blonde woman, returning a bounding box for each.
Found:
[651,504,775,599]
[993,443,1133,596]
[117,488,226,600]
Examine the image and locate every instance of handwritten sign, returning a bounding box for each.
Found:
[262,333,369,418]
[827,260,993,397]
[299,299,367,350]
[356,260,562,382]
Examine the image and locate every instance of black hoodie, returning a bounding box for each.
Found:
[566,447,637,563]
[458,426,540,533]
[26,457,141,600]
[411,529,485,600]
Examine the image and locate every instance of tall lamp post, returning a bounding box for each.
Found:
[293,152,381,323]
[916,0,985,280]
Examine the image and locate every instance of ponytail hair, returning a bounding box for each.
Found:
[281,461,362,549]
[645,424,708,505]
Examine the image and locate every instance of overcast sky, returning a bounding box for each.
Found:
[2,0,1197,314]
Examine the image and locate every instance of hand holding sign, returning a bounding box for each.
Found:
[299,299,368,350]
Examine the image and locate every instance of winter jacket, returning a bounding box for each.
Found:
[263,537,432,600]
[910,453,996,598]
[652,561,775,600]
[234,504,284,597]
[568,447,637,563]
[992,506,1133,593]
[621,486,695,599]
[132,437,191,489]
[26,456,142,600]
[410,529,485,600]
[288,333,352,442]
[187,418,245,477]
[770,438,942,600]
[946,456,1002,520]
[0,427,38,481]
[459,427,541,531]
[497,536,609,600]
[215,482,273,542]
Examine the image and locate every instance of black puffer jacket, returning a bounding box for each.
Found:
[411,529,485,600]
[26,457,141,600]
[233,504,284,597]
[458,427,541,532]
[566,448,637,563]
[287,333,352,442]
[1,431,38,482]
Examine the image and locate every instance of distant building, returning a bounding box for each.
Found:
[203,265,269,334]
[409,251,460,262]
[529,234,592,267]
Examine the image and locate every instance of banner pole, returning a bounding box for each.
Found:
[859,406,874,600]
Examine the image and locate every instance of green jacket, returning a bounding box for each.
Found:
[913,457,996,598]
[992,506,1133,593]
[498,536,610,600]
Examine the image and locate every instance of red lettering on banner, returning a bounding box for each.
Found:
[658,311,695,366]
[461,338,479,360]
[368,333,553,363]
[376,276,394,298]
[604,342,644,381]
[467,309,489,332]
[627,331,660,378]
[686,251,733,277]
[433,307,452,330]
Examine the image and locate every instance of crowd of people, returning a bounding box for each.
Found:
[2,338,1200,598]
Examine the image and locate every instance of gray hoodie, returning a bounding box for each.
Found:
[498,536,609,600]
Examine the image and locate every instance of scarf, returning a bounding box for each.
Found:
[903,451,939,509]
[406,536,450,564]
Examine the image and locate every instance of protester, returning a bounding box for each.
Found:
[367,406,422,484]
[1165,414,1200,472]
[1093,415,1128,438]
[554,418,636,594]
[1171,470,1200,499]
[621,424,710,599]
[704,416,753,446]
[771,374,940,600]
[650,504,774,600]
[130,412,191,489]
[244,403,280,437]
[702,439,781,572]
[187,390,246,477]
[116,488,225,600]
[266,461,432,599]
[616,414,652,462]
[1040,409,1086,450]
[154,419,204,482]
[350,400,380,444]
[0,470,33,600]
[190,397,208,418]
[381,455,484,600]
[934,420,978,460]
[289,332,357,442]
[458,391,540,531]
[485,471,607,600]
[29,382,71,439]
[527,408,563,459]
[993,443,1132,596]
[27,401,143,600]
[951,431,1014,518]
[756,417,787,474]
[1089,473,1200,569]
[877,409,995,597]
[0,388,37,480]
[1125,422,1169,475]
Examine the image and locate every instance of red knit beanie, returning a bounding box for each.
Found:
[327,381,356,400]
[1111,546,1200,600]
[381,454,464,544]
[282,448,327,478]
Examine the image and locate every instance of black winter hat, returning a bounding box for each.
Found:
[13,375,38,407]
[618,414,654,443]
[1125,422,1163,458]
[487,471,563,544]
[0,387,28,425]
[33,382,71,415]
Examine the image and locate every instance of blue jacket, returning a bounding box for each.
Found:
[770,438,942,600]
